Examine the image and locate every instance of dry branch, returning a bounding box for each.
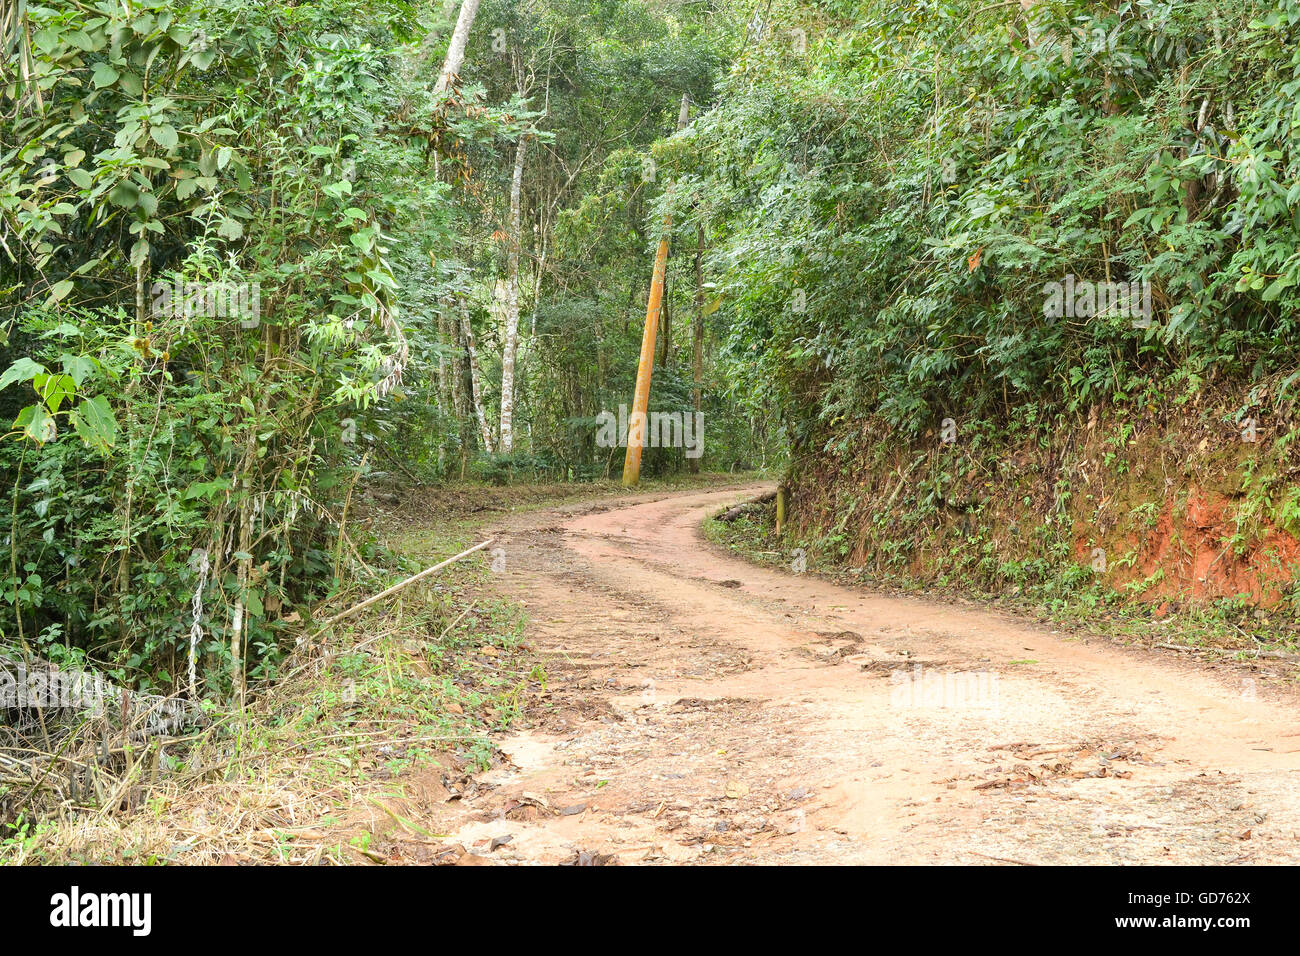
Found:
[716,490,777,522]
[309,538,495,636]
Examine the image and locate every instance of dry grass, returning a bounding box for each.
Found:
[1,561,533,865]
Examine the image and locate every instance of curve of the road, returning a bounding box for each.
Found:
[436,484,1300,864]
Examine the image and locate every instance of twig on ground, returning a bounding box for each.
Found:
[309,538,495,638]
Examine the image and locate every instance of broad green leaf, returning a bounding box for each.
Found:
[0,358,47,391]
[217,217,244,240]
[61,354,98,387]
[69,395,117,454]
[150,125,178,149]
[33,373,76,413]
[15,403,56,444]
[1262,277,1292,302]
[108,181,140,208]
[92,63,120,88]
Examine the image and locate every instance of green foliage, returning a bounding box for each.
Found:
[0,0,758,698]
[0,0,442,695]
[686,0,1300,448]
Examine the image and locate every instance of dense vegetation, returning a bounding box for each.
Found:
[700,0,1300,434]
[5,0,1300,703]
[690,0,1300,612]
[0,0,775,699]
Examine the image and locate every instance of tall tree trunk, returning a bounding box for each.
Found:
[454,320,473,477]
[450,306,468,423]
[435,0,481,95]
[689,223,705,473]
[459,304,495,453]
[654,93,691,370]
[499,131,529,454]
[436,303,452,473]
[436,303,450,412]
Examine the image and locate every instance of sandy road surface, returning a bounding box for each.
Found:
[432,485,1300,864]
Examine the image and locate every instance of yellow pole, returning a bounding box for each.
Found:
[623,93,691,488]
[623,231,670,487]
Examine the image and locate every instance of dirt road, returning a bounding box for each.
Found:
[436,484,1300,864]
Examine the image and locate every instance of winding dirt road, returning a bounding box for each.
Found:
[438,484,1300,864]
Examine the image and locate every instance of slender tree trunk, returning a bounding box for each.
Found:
[690,223,705,473]
[434,0,482,472]
[436,304,450,411]
[658,268,672,367]
[450,307,468,422]
[499,131,529,454]
[594,312,608,397]
[454,321,473,477]
[230,457,254,706]
[435,0,481,95]
[435,304,452,473]
[1019,0,1043,47]
[460,305,494,453]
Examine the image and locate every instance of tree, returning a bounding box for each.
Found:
[460,306,496,454]
[435,0,481,95]
[499,129,529,454]
[689,223,705,473]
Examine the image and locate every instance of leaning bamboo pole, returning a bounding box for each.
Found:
[623,93,692,488]
[622,235,670,487]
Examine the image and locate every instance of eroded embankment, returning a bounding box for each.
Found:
[784,391,1300,624]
